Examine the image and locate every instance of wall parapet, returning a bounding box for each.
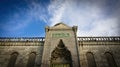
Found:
[77,37,120,42]
[0,37,120,42]
[0,37,45,42]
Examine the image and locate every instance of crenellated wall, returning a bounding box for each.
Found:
[0,37,120,67]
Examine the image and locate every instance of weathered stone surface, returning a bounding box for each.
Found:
[0,23,120,67]
[41,23,80,67]
[0,41,44,67]
[79,40,120,67]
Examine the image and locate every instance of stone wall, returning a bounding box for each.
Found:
[0,41,44,67]
[0,37,120,67]
[78,40,120,67]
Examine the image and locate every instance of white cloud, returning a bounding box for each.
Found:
[2,0,48,31]
[48,0,66,26]
[78,17,118,36]
[2,0,119,36]
[47,0,120,36]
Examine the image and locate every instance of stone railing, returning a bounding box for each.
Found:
[0,37,45,42]
[0,37,120,42]
[77,37,120,41]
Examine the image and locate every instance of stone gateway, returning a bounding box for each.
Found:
[0,23,120,67]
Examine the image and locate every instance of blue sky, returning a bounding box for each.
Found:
[0,0,120,37]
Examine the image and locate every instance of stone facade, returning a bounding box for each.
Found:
[0,23,120,67]
[0,37,44,67]
[78,37,120,67]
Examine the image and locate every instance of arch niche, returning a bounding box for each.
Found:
[51,39,72,67]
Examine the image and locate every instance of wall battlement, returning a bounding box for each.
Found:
[0,37,120,42]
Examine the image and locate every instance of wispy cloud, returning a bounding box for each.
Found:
[47,0,120,36]
[48,0,66,26]
[1,0,120,36]
[1,0,49,31]
[27,0,49,23]
[0,0,49,37]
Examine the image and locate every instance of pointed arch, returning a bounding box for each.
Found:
[86,52,96,67]
[27,52,36,67]
[7,52,19,67]
[51,39,72,67]
[105,52,117,67]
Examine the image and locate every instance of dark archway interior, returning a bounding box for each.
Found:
[27,52,36,67]
[7,52,18,67]
[105,52,117,67]
[86,52,97,67]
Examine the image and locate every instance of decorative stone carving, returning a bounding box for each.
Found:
[51,39,72,63]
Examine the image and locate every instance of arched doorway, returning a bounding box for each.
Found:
[51,39,72,67]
